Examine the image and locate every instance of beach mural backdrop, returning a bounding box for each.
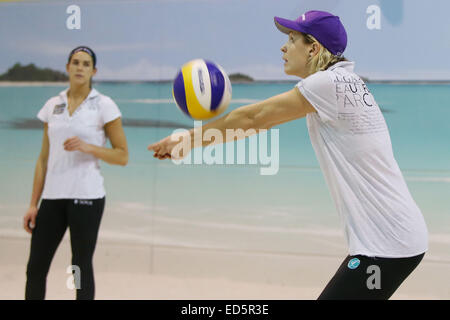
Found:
[1,0,450,292]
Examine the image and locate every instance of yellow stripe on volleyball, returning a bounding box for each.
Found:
[182,60,214,120]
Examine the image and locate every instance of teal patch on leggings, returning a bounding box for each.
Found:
[348,258,360,269]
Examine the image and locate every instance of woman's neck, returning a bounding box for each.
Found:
[67,83,91,100]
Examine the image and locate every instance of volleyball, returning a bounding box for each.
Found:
[172,59,232,120]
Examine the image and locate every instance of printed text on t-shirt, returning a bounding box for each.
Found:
[334,74,387,135]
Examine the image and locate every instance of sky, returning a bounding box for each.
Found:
[1,0,449,81]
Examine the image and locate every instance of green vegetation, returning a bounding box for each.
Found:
[0,63,68,81]
[228,73,254,83]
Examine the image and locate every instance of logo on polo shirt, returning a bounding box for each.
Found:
[53,103,66,114]
[87,101,98,110]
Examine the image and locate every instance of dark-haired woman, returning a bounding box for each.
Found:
[23,46,128,300]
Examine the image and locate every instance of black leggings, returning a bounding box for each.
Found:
[318,253,425,300]
[25,198,105,300]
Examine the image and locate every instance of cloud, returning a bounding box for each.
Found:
[9,39,181,56]
[228,63,294,81]
[97,61,295,81]
[92,42,181,52]
[97,61,298,81]
[11,40,74,56]
[97,59,178,80]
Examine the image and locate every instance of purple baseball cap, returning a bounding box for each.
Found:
[274,10,347,56]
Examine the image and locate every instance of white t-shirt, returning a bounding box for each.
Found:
[37,88,122,199]
[297,61,428,258]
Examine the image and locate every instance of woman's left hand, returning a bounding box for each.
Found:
[148,131,192,160]
[63,136,92,153]
[147,135,176,160]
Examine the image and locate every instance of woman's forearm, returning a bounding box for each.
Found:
[149,88,311,159]
[86,144,128,166]
[29,158,47,208]
[188,104,263,148]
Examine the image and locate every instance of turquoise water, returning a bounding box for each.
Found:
[1,83,449,252]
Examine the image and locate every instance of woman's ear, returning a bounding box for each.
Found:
[311,42,321,57]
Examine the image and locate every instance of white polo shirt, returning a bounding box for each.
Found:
[297,61,428,258]
[37,88,122,199]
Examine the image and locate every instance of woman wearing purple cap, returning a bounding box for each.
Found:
[148,11,428,300]
[23,46,129,300]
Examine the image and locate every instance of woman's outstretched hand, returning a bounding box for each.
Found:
[148,132,191,160]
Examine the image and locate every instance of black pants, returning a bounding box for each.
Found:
[318,253,425,300]
[25,198,105,300]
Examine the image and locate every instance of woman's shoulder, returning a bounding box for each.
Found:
[44,95,62,105]
[305,61,360,85]
[90,88,121,117]
[42,90,66,108]
[90,89,118,107]
[299,69,336,93]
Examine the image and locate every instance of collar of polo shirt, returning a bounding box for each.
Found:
[60,88,100,102]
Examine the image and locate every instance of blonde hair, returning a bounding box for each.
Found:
[302,33,347,74]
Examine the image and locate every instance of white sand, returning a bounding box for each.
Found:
[1,236,448,300]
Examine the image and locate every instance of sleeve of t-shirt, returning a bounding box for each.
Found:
[100,96,122,125]
[296,71,337,123]
[36,98,54,123]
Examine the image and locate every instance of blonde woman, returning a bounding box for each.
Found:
[23,46,128,300]
[148,11,428,299]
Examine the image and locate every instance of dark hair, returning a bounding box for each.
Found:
[68,46,97,68]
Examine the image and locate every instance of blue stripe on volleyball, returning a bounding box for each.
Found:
[173,70,190,116]
[205,61,225,111]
